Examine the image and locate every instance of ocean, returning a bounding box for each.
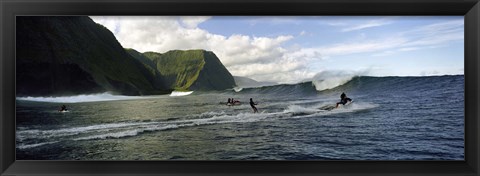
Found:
[15,75,464,160]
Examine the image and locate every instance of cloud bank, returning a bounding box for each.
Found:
[91,16,310,83]
[91,16,463,83]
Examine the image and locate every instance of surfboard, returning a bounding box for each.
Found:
[345,100,354,106]
[226,102,241,106]
[319,105,336,111]
[320,100,353,111]
[337,100,354,109]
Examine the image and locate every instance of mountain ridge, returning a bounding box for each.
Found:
[127,49,236,91]
[16,16,235,96]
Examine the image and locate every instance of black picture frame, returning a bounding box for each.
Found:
[1,0,479,175]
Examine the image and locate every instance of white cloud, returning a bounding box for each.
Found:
[398,20,463,47]
[90,16,464,83]
[323,18,393,32]
[179,16,211,28]
[229,59,304,77]
[317,37,407,56]
[300,19,463,59]
[326,22,347,26]
[284,37,408,60]
[408,20,463,35]
[403,32,463,47]
[91,16,122,34]
[90,16,302,83]
[247,69,317,84]
[341,19,392,32]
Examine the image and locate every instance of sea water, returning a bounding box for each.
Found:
[15,75,464,160]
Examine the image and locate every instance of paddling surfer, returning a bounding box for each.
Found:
[59,105,68,112]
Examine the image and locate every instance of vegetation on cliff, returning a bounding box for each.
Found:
[17,16,236,96]
[128,49,236,91]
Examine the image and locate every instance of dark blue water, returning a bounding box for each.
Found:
[16,75,464,160]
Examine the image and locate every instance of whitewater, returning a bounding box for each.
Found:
[16,75,464,160]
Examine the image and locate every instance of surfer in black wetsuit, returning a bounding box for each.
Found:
[227,98,231,105]
[59,105,67,112]
[336,92,352,108]
[249,98,258,113]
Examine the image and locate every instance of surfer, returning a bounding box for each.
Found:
[59,105,68,112]
[227,98,240,105]
[336,92,352,108]
[249,98,258,113]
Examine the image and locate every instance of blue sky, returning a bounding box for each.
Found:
[91,16,464,83]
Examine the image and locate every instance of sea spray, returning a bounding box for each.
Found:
[233,87,243,92]
[311,70,365,91]
[16,101,379,149]
[170,91,194,97]
[16,141,60,150]
[16,92,149,103]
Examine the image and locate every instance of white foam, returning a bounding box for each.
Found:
[285,102,379,119]
[74,130,141,141]
[16,122,158,140]
[341,102,379,111]
[16,103,378,149]
[78,124,181,141]
[17,112,258,143]
[16,141,59,149]
[195,111,227,119]
[17,112,273,149]
[233,87,243,92]
[16,92,149,103]
[283,105,320,115]
[169,91,193,97]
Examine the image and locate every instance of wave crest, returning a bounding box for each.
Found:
[311,70,362,91]
[233,87,243,92]
[16,92,147,103]
[170,91,194,97]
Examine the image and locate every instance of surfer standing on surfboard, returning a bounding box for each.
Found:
[336,92,353,108]
[250,98,258,113]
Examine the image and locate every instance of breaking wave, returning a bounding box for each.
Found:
[16,92,150,103]
[170,91,194,97]
[311,70,360,91]
[233,87,243,92]
[237,75,464,96]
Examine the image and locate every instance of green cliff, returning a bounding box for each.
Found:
[16,16,165,96]
[128,49,236,91]
[16,16,235,96]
